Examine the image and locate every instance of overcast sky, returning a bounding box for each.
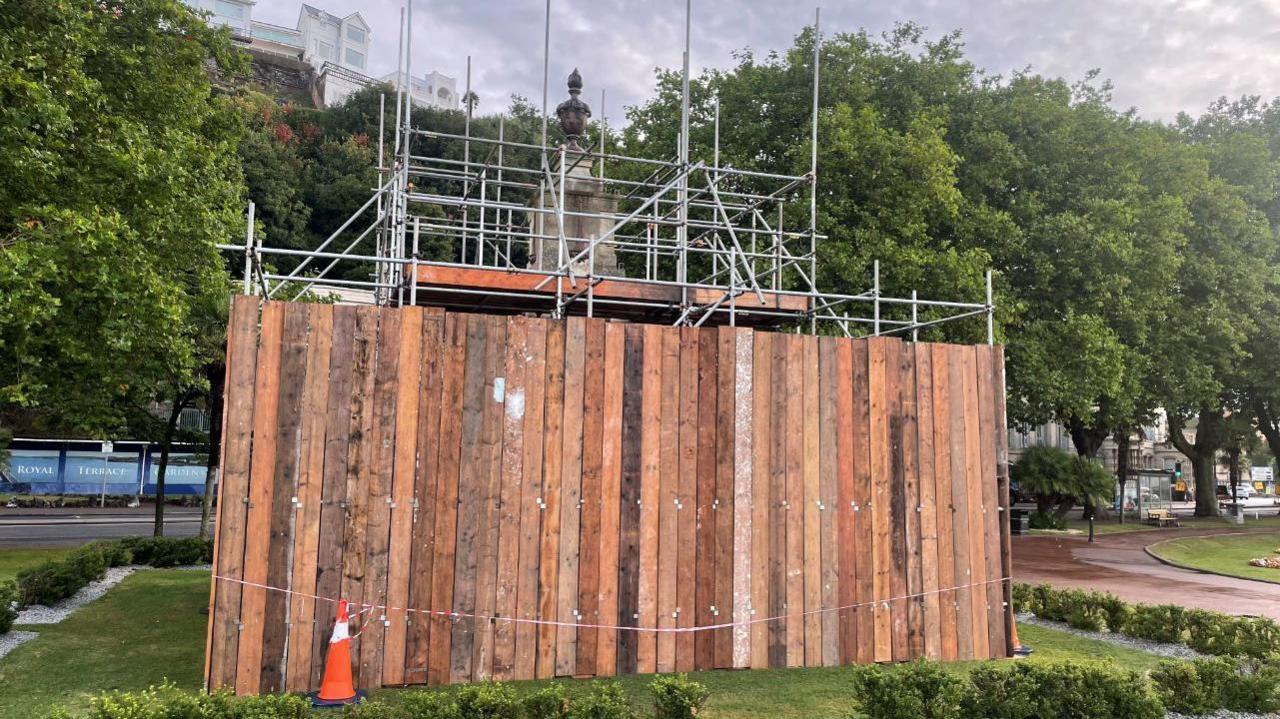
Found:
[255,0,1279,123]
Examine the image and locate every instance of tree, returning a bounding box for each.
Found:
[1011,445,1113,519]
[0,0,246,436]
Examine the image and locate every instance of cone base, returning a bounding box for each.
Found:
[310,689,365,708]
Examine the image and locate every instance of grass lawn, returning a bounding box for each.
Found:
[1148,531,1280,583]
[0,569,1163,719]
[1030,514,1280,537]
[0,570,209,719]
[0,547,70,584]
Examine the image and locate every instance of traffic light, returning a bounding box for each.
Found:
[1174,461,1182,478]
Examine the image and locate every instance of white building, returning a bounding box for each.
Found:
[380,70,460,111]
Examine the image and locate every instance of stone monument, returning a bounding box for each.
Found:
[528,69,622,276]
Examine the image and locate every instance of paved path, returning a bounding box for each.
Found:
[1012,526,1280,620]
[0,509,204,546]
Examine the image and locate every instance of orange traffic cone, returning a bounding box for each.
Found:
[1010,616,1033,658]
[311,600,363,707]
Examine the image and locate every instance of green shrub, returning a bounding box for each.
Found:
[522,684,569,719]
[1065,603,1107,632]
[966,661,1162,719]
[569,681,634,719]
[344,700,408,719]
[0,581,17,635]
[453,683,518,719]
[849,661,972,719]
[1153,657,1280,715]
[17,556,91,607]
[400,690,462,719]
[1126,604,1187,644]
[650,674,708,719]
[85,683,310,719]
[1226,660,1280,712]
[120,536,212,567]
[82,540,133,568]
[1152,658,1220,715]
[1010,583,1038,615]
[1028,512,1066,530]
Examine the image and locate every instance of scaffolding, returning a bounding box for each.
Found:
[221,2,995,343]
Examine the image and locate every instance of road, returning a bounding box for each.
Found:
[1012,526,1280,620]
[0,509,206,546]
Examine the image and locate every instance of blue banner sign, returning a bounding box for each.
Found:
[2,440,211,496]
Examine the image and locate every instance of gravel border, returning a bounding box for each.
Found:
[1016,611,1204,660]
[13,563,210,625]
[0,630,37,661]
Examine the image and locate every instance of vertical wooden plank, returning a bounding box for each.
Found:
[866,337,892,663]
[656,328,681,673]
[784,335,805,668]
[427,313,466,685]
[595,322,624,677]
[470,316,507,682]
[768,333,788,668]
[234,301,284,695]
[714,327,736,669]
[901,343,925,661]
[359,308,400,689]
[915,344,942,661]
[514,319,549,680]
[449,315,489,683]
[555,317,585,677]
[834,339,857,665]
[208,295,260,690]
[931,346,958,662]
[851,340,875,665]
[339,307,378,686]
[731,328,754,669]
[615,324,644,676]
[576,319,606,676]
[961,346,990,660]
[977,345,1007,657]
[675,328,700,673]
[284,304,333,692]
[636,324,663,674]
[885,338,910,663]
[994,348,1015,657]
[494,317,527,681]
[383,307,422,686]
[536,320,566,679]
[946,345,975,661]
[693,329,718,670]
[749,331,772,670]
[406,308,446,682]
[817,337,840,667]
[802,336,822,667]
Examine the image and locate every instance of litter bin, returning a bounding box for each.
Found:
[1010,508,1028,535]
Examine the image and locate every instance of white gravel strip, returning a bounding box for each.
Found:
[1168,712,1279,718]
[16,566,138,624]
[1016,612,1204,660]
[0,630,37,661]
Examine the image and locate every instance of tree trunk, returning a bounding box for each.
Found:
[1115,428,1131,524]
[1068,415,1108,459]
[1169,407,1224,518]
[200,360,225,540]
[154,391,192,537]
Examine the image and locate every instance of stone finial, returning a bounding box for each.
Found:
[556,68,592,151]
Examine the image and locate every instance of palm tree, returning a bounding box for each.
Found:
[463,91,479,114]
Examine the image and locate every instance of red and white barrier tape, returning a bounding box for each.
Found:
[214,574,1011,634]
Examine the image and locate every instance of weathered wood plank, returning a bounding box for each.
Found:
[536,320,566,679]
[284,304,333,692]
[406,308,446,682]
[514,318,549,680]
[470,316,508,682]
[339,307,378,686]
[914,344,942,661]
[976,345,1006,658]
[961,346,989,660]
[554,318,586,676]
[656,327,681,674]
[749,331,772,670]
[885,338,909,663]
[731,328,754,669]
[675,328,699,672]
[866,337,892,663]
[784,335,805,668]
[931,345,958,662]
[714,327,736,669]
[383,307,422,686]
[615,324,644,675]
[635,324,663,674]
[694,328,718,670]
[802,335,822,667]
[576,318,606,676]
[449,315,490,683]
[993,348,1015,657]
[768,333,788,668]
[493,316,527,681]
[234,301,284,695]
[946,345,975,661]
[427,313,467,685]
[834,338,857,665]
[901,343,925,661]
[817,337,839,667]
[595,322,624,677]
[208,295,260,690]
[851,339,875,665]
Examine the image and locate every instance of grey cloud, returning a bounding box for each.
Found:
[251,0,1280,121]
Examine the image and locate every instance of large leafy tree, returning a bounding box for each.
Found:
[0,0,246,435]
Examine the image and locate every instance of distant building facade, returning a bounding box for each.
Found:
[380,70,459,110]
[182,1,453,110]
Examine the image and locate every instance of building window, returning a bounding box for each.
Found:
[215,0,244,19]
[344,48,364,68]
[346,25,365,44]
[438,88,451,103]
[315,40,334,60]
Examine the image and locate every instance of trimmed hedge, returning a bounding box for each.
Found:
[0,581,16,634]
[849,660,1163,719]
[1151,656,1280,715]
[12,536,212,611]
[1012,581,1280,658]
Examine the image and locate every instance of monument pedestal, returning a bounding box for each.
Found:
[529,155,622,277]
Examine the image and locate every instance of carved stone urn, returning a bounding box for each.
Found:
[555,68,592,151]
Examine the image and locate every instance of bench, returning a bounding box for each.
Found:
[1145,508,1180,528]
